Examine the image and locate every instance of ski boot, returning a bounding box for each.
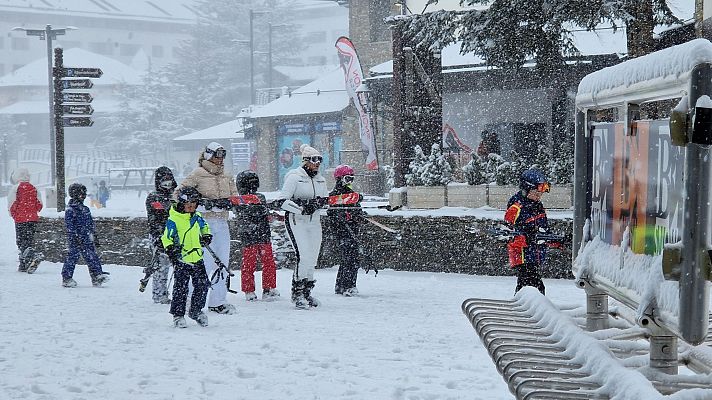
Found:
[343,287,359,297]
[304,279,320,307]
[62,278,78,288]
[262,288,280,301]
[173,316,188,328]
[245,292,258,301]
[91,273,110,287]
[25,250,43,274]
[189,311,209,327]
[292,279,309,310]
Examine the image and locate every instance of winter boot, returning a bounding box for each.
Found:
[208,303,236,314]
[154,296,171,305]
[292,279,309,310]
[91,273,110,287]
[245,292,258,302]
[25,250,42,274]
[262,288,280,301]
[335,285,344,295]
[173,316,188,328]
[343,287,359,297]
[62,278,78,288]
[189,311,209,327]
[303,279,320,307]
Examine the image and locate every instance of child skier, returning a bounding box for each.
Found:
[503,168,551,295]
[97,180,110,208]
[7,168,43,273]
[327,165,365,296]
[162,186,212,328]
[144,166,177,304]
[234,170,280,301]
[61,183,110,288]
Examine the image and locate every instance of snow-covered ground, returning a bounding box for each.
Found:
[0,193,583,399]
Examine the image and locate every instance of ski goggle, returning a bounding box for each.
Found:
[343,175,354,184]
[159,180,174,189]
[303,156,323,164]
[207,148,227,158]
[536,182,550,193]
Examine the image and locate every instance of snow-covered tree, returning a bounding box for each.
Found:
[405,145,427,186]
[419,143,452,186]
[462,152,486,185]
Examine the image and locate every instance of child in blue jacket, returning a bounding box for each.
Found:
[61,183,110,288]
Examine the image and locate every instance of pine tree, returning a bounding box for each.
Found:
[419,143,452,186]
[462,152,486,185]
[406,145,427,186]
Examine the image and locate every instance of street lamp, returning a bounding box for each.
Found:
[356,82,372,113]
[11,25,76,189]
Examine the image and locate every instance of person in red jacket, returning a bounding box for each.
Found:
[7,168,43,273]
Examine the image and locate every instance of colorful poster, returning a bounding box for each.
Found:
[335,36,378,171]
[277,134,311,187]
[590,120,685,255]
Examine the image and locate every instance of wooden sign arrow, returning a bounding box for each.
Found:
[62,92,93,103]
[63,67,103,78]
[63,117,94,127]
[61,79,93,89]
[62,104,94,115]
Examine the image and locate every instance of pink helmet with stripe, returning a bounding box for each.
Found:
[333,164,354,179]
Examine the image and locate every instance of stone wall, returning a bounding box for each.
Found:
[33,215,573,279]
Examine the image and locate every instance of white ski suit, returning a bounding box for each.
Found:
[280,166,328,281]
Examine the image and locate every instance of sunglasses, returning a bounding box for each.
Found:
[303,156,323,163]
[208,148,227,158]
[343,175,354,183]
[537,182,550,193]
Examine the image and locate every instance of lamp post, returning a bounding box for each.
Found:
[249,10,270,105]
[11,25,76,189]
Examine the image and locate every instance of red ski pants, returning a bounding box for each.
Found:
[241,242,277,293]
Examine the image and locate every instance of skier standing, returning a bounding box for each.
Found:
[61,183,110,288]
[277,144,328,309]
[327,165,364,296]
[176,142,238,315]
[162,186,211,328]
[504,169,551,295]
[7,168,43,273]
[144,166,177,304]
[234,170,280,301]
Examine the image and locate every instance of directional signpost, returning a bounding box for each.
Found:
[52,47,102,211]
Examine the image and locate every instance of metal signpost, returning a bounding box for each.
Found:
[52,47,102,211]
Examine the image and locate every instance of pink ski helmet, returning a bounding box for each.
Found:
[334,164,354,179]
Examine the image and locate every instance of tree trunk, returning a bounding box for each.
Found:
[626,1,655,58]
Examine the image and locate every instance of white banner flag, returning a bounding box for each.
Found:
[335,36,378,170]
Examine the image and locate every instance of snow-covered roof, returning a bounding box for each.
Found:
[0,48,145,87]
[577,39,712,108]
[173,119,245,141]
[0,98,121,115]
[0,0,199,23]
[250,68,349,119]
[273,64,340,82]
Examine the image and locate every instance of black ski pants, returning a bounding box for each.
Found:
[335,233,360,292]
[15,222,37,255]
[514,263,545,295]
[170,260,209,318]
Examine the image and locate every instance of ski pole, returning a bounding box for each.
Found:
[204,244,238,294]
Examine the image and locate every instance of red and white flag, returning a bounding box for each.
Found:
[335,36,378,171]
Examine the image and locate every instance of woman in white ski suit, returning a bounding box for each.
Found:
[279,144,328,309]
[176,142,238,315]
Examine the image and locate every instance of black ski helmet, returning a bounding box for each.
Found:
[68,183,87,201]
[154,166,176,192]
[175,186,201,212]
[519,169,550,193]
[236,170,260,194]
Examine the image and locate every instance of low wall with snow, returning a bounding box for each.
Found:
[34,216,573,279]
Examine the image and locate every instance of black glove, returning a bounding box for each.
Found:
[200,234,212,247]
[166,245,181,265]
[201,198,214,210]
[301,201,319,216]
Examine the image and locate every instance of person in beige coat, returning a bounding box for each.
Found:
[176,142,238,314]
